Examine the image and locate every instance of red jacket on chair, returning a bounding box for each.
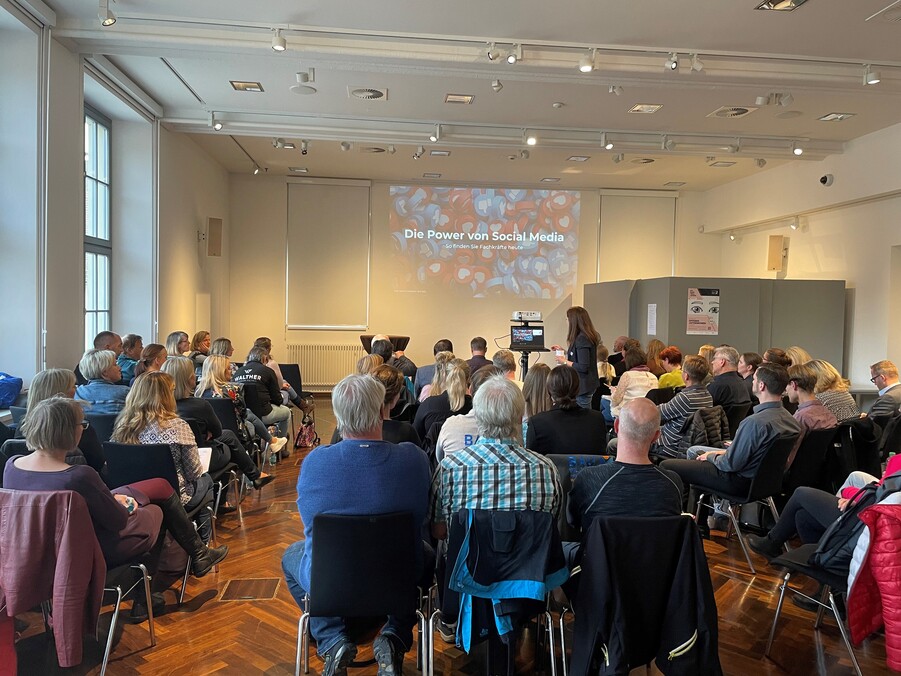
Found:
[0,489,106,668]
[847,501,901,671]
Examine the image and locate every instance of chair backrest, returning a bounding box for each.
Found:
[84,412,118,443]
[746,434,799,502]
[392,401,419,423]
[102,442,179,492]
[645,387,676,406]
[0,439,31,486]
[309,512,416,617]
[723,402,752,438]
[546,454,612,541]
[784,426,838,493]
[280,363,304,396]
[878,411,901,458]
[207,396,243,436]
[9,406,27,426]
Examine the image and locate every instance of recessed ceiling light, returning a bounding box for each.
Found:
[792,142,804,156]
[445,93,474,104]
[289,167,309,173]
[230,81,264,92]
[567,156,590,162]
[629,104,663,114]
[664,182,686,187]
[272,138,295,150]
[540,177,560,183]
[756,0,808,10]
[429,150,451,157]
[708,161,736,168]
[819,112,856,122]
[631,158,655,164]
[423,173,442,179]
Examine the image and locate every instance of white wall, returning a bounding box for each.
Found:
[157,129,231,344]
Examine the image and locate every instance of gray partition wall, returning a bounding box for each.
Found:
[584,277,846,372]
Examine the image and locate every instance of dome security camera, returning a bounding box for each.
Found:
[820,174,834,187]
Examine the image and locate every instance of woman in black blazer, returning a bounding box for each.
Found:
[551,306,601,409]
[526,365,607,455]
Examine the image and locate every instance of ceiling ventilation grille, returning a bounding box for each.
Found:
[707,106,757,119]
[349,87,387,101]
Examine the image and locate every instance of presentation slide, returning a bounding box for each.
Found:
[389,186,581,299]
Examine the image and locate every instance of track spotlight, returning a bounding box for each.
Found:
[486,43,501,61]
[271,28,287,52]
[429,124,441,143]
[690,53,704,72]
[520,149,530,160]
[491,79,503,93]
[252,164,261,175]
[209,112,223,131]
[665,52,679,71]
[524,130,537,146]
[600,132,614,150]
[778,92,794,107]
[579,49,596,73]
[790,216,800,230]
[726,138,741,154]
[661,135,675,151]
[412,145,424,160]
[864,64,881,85]
[506,44,521,64]
[273,138,295,149]
[755,95,769,107]
[612,153,624,164]
[300,140,308,155]
[340,141,351,152]
[755,158,767,168]
[792,142,803,156]
[98,0,116,27]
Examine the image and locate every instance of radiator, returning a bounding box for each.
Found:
[285,344,365,392]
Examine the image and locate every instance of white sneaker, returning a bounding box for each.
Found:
[269,436,288,454]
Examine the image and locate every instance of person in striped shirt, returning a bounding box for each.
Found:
[651,355,713,458]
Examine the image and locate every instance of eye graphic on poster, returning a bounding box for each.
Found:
[687,287,720,335]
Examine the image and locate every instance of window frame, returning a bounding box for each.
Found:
[84,105,112,348]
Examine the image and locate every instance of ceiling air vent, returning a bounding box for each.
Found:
[707,106,757,119]
[349,87,387,101]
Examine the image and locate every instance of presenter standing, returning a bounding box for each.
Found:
[551,306,601,409]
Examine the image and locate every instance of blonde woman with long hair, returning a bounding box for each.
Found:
[419,351,456,401]
[413,361,472,439]
[808,359,860,422]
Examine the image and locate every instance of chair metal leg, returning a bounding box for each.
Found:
[295,615,306,676]
[100,586,123,676]
[728,503,756,574]
[814,586,829,629]
[694,493,706,523]
[136,563,156,646]
[231,471,244,525]
[427,609,441,676]
[765,571,791,656]
[416,609,428,675]
[545,610,557,676]
[559,607,570,676]
[829,592,862,676]
[179,556,191,605]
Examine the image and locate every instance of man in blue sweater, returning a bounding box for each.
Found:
[281,374,431,676]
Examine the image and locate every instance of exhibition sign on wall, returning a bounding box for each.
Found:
[687,287,720,335]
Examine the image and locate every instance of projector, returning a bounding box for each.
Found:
[512,311,542,322]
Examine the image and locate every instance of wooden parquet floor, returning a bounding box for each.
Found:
[12,397,896,675]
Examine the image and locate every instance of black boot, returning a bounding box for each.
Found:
[159,493,229,578]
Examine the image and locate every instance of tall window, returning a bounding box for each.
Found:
[84,109,111,348]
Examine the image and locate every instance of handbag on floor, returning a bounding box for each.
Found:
[294,412,320,449]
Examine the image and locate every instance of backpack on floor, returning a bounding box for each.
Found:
[294,412,320,449]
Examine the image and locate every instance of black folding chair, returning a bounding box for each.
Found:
[545,454,612,543]
[295,512,428,675]
[85,412,118,443]
[9,405,27,426]
[783,427,839,495]
[764,543,861,676]
[645,387,677,405]
[102,441,215,603]
[695,434,798,574]
[723,402,752,439]
[878,411,901,461]
[0,439,30,486]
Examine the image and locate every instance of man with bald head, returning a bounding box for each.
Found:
[75,330,123,385]
[371,334,417,378]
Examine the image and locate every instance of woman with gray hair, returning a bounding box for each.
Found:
[165,331,190,357]
[74,348,130,414]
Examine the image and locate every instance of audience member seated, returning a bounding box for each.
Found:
[465,336,492,374]
[868,359,901,417]
[738,352,762,399]
[596,344,616,385]
[809,358,861,422]
[429,375,561,640]
[607,336,627,371]
[187,331,211,374]
[75,331,123,385]
[785,345,813,367]
[6,396,228,617]
[526,365,607,455]
[657,346,685,389]
[163,356,273,494]
[613,338,641,380]
[74,349,130,414]
[196,355,287,455]
[413,361,471,440]
[418,351,455,401]
[117,334,143,384]
[371,333,417,378]
[522,363,552,442]
[331,365,421,447]
[414,338,453,398]
[706,345,751,409]
[662,363,800,538]
[209,337,237,379]
[254,337,310,411]
[651,355,713,459]
[762,347,792,368]
[435,366,502,463]
[165,330,190,357]
[233,346,292,439]
[566,399,683,565]
[646,339,667,378]
[356,353,384,375]
[282,374,431,675]
[133,343,167,382]
[491,349,523,389]
[604,347,658,422]
[787,363,838,431]
[15,368,105,474]
[111,372,216,541]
